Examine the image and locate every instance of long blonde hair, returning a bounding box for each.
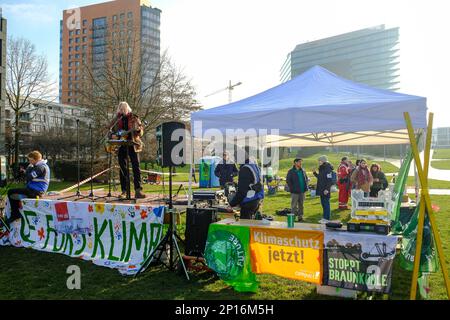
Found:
[117,101,132,115]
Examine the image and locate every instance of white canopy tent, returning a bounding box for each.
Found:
[188,66,427,201]
[191,66,427,147]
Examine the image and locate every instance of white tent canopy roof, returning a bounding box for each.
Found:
[191,66,427,146]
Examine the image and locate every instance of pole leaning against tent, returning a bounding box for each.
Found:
[408,117,431,299]
[404,112,450,300]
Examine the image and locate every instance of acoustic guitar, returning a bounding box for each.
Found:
[104,129,142,154]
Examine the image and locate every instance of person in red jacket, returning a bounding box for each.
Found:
[337,157,351,210]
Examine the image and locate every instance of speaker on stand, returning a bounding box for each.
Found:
[135,122,189,279]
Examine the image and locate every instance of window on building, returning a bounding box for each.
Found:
[128,12,133,19]
[83,28,87,34]
[82,45,87,51]
[68,69,72,74]
[113,15,118,23]
[83,19,87,26]
[68,54,72,60]
[75,46,80,51]
[75,38,80,43]
[76,29,81,35]
[69,31,74,36]
[69,46,73,52]
[69,38,73,44]
[68,62,73,67]
[120,13,125,20]
[68,98,72,103]
[83,36,87,42]
[75,53,80,59]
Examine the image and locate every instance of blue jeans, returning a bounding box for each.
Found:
[320,195,331,220]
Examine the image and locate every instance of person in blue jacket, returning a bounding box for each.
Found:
[5,151,50,227]
[214,152,238,188]
[313,155,334,224]
[228,156,264,219]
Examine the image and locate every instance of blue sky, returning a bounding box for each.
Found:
[1,0,450,127]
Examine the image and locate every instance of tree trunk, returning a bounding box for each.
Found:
[14,111,20,173]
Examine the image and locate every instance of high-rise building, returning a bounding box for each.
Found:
[280,25,400,91]
[59,0,161,105]
[433,127,450,149]
[0,14,7,155]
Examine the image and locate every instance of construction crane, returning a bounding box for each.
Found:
[205,80,242,104]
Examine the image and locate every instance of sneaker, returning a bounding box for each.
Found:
[297,216,304,222]
[135,189,146,199]
[319,219,329,224]
[118,192,127,199]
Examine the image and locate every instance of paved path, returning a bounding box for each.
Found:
[372,150,450,182]
[406,188,450,195]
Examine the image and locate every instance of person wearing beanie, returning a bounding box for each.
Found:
[313,155,334,223]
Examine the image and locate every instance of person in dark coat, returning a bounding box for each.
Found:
[286,158,309,222]
[370,163,388,197]
[228,157,264,219]
[214,152,238,188]
[313,155,334,223]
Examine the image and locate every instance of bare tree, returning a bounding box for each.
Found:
[77,25,201,150]
[6,37,56,170]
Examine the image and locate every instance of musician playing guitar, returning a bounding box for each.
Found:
[108,102,146,199]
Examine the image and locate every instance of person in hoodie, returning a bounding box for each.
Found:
[313,155,334,224]
[5,151,50,227]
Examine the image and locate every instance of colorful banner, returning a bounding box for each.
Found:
[0,199,164,275]
[204,223,258,292]
[323,231,398,293]
[250,227,323,284]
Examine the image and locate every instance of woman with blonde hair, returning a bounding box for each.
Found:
[108,101,146,199]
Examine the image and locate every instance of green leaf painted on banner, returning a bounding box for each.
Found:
[399,204,439,273]
[205,224,259,292]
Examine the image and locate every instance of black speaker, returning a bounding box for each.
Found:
[185,207,218,256]
[156,122,186,167]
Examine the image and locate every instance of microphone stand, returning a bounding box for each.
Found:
[58,119,90,201]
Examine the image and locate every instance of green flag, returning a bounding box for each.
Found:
[391,148,413,233]
[399,204,439,273]
[204,224,258,292]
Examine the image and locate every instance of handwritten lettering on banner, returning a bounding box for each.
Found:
[3,199,164,275]
[250,227,324,284]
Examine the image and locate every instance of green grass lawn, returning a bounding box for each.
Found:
[405,177,450,189]
[1,186,449,300]
[431,160,450,170]
[433,149,450,160]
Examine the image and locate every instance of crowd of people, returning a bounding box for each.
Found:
[285,155,388,224]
